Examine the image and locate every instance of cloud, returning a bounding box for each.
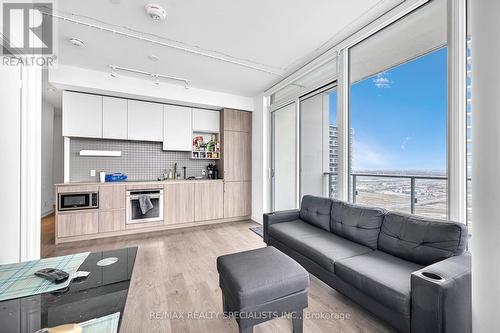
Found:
[353,141,386,169]
[400,136,412,150]
[373,72,392,88]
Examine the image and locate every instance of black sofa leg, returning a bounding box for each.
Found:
[238,325,253,333]
[292,310,303,333]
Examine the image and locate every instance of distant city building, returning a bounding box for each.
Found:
[328,125,339,198]
[328,125,353,198]
[466,36,472,225]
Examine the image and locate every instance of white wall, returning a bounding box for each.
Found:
[471,0,500,331]
[251,94,268,223]
[0,67,22,264]
[53,112,64,189]
[41,101,54,216]
[49,65,254,111]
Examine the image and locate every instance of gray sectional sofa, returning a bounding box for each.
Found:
[263,195,471,333]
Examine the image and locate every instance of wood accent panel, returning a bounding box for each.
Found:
[224,181,251,218]
[99,210,125,233]
[99,185,125,210]
[57,185,99,193]
[223,131,251,181]
[194,182,223,221]
[164,183,195,224]
[223,109,251,132]
[57,211,98,237]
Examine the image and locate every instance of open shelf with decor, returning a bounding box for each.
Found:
[192,132,220,159]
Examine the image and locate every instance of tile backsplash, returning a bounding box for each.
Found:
[70,138,215,181]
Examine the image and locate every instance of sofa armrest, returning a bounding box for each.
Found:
[411,253,471,333]
[263,209,300,244]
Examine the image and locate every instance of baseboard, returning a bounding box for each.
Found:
[41,209,54,219]
[251,215,263,224]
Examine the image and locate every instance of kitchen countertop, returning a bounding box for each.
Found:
[55,178,224,187]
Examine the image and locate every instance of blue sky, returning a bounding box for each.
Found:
[330,47,447,172]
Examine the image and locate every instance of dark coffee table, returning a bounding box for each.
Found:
[0,247,137,333]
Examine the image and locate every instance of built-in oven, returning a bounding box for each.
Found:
[58,192,99,211]
[126,189,164,224]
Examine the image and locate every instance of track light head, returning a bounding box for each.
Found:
[110,66,118,77]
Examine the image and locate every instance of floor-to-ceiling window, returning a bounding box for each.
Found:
[466,0,472,232]
[348,0,448,219]
[272,103,297,211]
[299,85,338,199]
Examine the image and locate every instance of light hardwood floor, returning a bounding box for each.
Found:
[41,215,395,333]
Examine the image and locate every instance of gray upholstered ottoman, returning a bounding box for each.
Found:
[217,246,309,333]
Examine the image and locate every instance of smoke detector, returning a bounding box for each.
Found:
[145,4,167,21]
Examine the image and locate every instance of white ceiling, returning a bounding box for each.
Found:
[45,0,401,104]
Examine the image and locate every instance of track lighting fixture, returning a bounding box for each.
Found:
[108,65,190,88]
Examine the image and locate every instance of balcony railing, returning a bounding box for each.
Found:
[324,172,450,219]
[351,172,448,216]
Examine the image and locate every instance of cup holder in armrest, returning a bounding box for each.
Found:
[421,272,444,281]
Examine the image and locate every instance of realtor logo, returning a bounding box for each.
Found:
[2,2,53,55]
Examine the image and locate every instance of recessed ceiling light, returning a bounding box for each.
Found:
[148,55,159,62]
[69,38,85,47]
[145,4,167,21]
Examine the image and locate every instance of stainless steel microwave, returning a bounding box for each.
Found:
[58,192,99,211]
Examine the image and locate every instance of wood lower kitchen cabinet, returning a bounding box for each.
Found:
[99,210,125,233]
[57,211,99,237]
[164,182,195,224]
[194,182,224,221]
[99,185,125,210]
[55,179,236,243]
[98,184,126,232]
[224,181,251,218]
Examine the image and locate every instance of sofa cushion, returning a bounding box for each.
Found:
[268,220,372,272]
[335,251,423,316]
[330,200,385,249]
[378,212,468,266]
[217,246,309,309]
[299,195,333,231]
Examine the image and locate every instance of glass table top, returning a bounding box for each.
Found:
[0,247,137,333]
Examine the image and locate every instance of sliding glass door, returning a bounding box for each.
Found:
[271,103,297,211]
[299,85,338,199]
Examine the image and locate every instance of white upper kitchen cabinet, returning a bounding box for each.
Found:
[163,105,192,151]
[102,96,128,140]
[127,100,163,141]
[62,91,103,138]
[192,109,220,133]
